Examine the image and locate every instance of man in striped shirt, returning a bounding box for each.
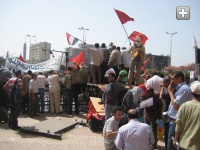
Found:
[103,106,123,150]
[4,70,23,129]
[167,71,192,150]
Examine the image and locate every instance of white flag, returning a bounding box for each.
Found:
[193,36,198,48]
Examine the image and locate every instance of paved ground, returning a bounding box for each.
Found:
[0,112,165,150]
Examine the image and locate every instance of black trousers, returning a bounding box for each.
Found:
[22,93,29,114]
[9,101,21,128]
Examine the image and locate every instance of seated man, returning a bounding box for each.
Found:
[103,106,123,150]
[116,63,128,88]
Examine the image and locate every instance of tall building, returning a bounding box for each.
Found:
[23,42,27,60]
[29,42,51,64]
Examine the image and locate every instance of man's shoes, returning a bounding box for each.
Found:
[28,115,34,118]
[40,110,44,113]
[11,126,21,130]
[33,114,40,116]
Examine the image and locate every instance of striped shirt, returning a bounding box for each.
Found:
[103,81,119,105]
[101,48,110,62]
[4,77,23,93]
[103,116,119,149]
[167,82,192,119]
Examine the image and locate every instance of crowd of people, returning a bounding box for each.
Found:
[103,71,200,150]
[0,36,200,150]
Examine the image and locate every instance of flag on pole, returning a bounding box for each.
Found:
[193,36,198,48]
[129,31,148,45]
[66,32,79,45]
[18,54,26,63]
[68,51,84,67]
[141,56,153,70]
[114,9,134,24]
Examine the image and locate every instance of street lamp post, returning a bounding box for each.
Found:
[78,27,89,42]
[27,34,36,63]
[166,32,177,67]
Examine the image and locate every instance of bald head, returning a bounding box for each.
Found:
[127,109,138,119]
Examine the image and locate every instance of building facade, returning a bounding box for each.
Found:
[145,54,169,71]
[29,42,51,64]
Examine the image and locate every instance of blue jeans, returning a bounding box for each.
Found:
[167,122,176,150]
[105,104,114,121]
[38,88,45,112]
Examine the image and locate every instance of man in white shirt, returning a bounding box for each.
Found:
[86,43,103,84]
[120,47,132,72]
[37,72,47,113]
[115,109,155,150]
[29,74,39,117]
[47,70,61,114]
[146,71,163,94]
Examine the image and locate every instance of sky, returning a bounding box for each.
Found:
[0,0,199,66]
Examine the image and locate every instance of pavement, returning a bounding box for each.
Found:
[0,112,165,150]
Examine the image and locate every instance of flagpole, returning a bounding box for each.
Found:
[121,24,131,44]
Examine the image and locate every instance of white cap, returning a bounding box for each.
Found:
[135,36,141,42]
[190,81,200,94]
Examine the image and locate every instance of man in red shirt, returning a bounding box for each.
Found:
[4,70,23,129]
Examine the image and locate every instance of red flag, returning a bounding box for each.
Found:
[141,56,153,70]
[114,9,134,24]
[129,31,148,45]
[18,54,26,63]
[68,51,84,67]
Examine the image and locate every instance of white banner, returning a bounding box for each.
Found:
[5,52,62,73]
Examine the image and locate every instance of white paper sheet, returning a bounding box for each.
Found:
[140,97,153,109]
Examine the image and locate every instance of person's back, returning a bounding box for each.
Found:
[121,121,154,150]
[115,109,154,150]
[146,74,163,93]
[23,74,31,93]
[37,74,47,89]
[47,74,60,93]
[176,101,200,150]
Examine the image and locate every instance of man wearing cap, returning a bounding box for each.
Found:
[127,36,145,86]
[167,71,192,150]
[4,70,23,129]
[102,73,119,121]
[173,81,200,150]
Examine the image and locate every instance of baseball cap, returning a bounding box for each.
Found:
[190,81,200,95]
[138,84,147,93]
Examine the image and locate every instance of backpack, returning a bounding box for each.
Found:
[10,79,22,103]
[133,44,144,61]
